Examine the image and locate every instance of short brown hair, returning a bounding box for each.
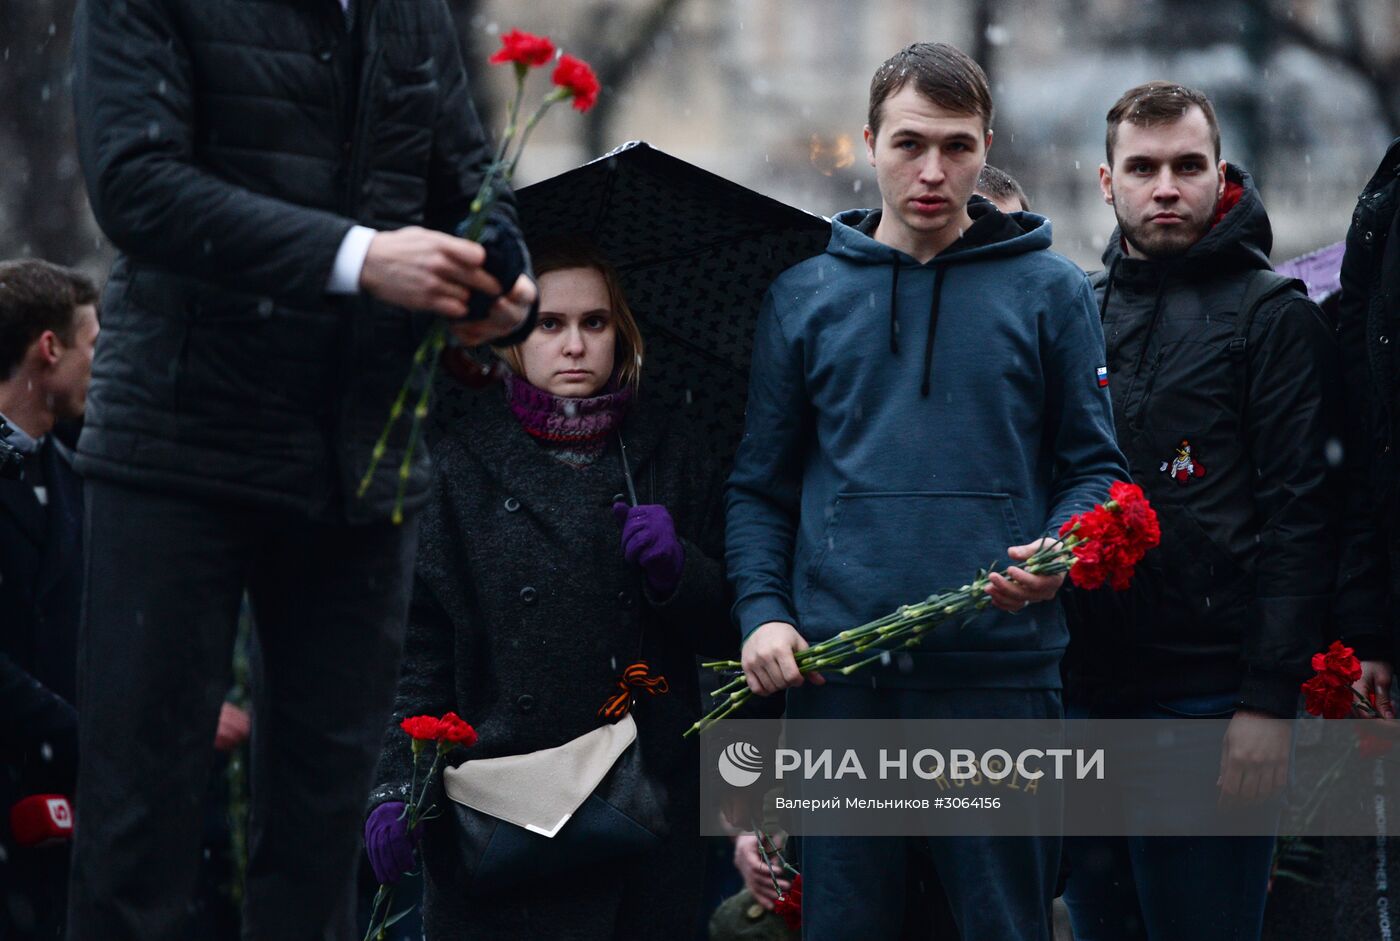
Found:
[0,259,99,380]
[976,165,1030,211]
[497,238,645,392]
[867,43,994,138]
[1105,81,1221,165]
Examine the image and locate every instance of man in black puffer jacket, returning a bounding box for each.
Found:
[68,1,537,937]
[1333,137,1400,714]
[1060,82,1340,941]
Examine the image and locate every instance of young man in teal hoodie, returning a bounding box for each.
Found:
[725,43,1128,939]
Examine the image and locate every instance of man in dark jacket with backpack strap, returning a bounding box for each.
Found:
[1060,81,1340,941]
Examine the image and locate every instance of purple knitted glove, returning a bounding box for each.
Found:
[364,801,422,885]
[613,502,685,596]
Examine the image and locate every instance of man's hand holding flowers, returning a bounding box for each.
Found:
[1355,658,1396,720]
[985,536,1068,612]
[358,226,537,338]
[741,622,827,697]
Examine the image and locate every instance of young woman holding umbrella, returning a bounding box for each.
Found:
[363,238,732,939]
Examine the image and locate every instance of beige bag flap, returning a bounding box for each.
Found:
[442,713,636,838]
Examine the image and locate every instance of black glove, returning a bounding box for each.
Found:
[463,218,530,322]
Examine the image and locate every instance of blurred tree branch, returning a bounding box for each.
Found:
[0,0,94,267]
[583,0,691,160]
[444,0,498,131]
[1253,0,1400,134]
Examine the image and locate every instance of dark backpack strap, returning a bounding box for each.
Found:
[1230,270,1306,361]
[1088,269,1110,321]
[1231,270,1308,417]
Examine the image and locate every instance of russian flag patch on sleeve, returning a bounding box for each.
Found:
[1096,366,1109,388]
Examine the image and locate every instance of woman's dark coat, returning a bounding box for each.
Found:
[369,385,731,939]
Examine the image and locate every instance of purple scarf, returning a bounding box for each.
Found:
[504,373,633,468]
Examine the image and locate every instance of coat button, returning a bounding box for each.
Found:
[1382,336,1391,346]
[317,48,334,63]
[516,694,535,713]
[611,493,626,506]
[504,497,521,512]
[1364,230,1375,242]
[617,591,633,609]
[520,586,537,604]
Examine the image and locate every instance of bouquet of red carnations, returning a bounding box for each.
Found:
[686,482,1161,736]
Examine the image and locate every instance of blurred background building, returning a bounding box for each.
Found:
[2,0,1396,273]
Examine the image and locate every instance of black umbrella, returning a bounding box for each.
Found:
[430,141,831,458]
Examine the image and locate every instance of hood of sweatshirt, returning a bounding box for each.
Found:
[829,197,1055,395]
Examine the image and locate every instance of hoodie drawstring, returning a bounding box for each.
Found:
[888,257,950,397]
[889,255,901,355]
[920,266,946,397]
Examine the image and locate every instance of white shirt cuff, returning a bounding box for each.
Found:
[326,225,377,295]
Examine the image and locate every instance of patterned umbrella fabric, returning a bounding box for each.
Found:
[429,141,831,459]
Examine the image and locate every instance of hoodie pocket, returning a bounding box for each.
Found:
[801,491,1025,635]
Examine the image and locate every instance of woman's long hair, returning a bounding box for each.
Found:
[496,237,645,392]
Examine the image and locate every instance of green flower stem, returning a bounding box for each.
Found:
[709,675,747,699]
[505,90,569,180]
[685,690,752,736]
[390,327,447,524]
[686,537,1085,736]
[410,744,447,825]
[356,338,431,501]
[404,738,424,826]
[757,829,800,878]
[363,884,393,941]
[459,66,527,233]
[494,70,528,168]
[751,823,785,900]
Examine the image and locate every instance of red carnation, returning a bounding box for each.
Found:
[772,874,802,932]
[1108,481,1157,535]
[1301,673,1356,720]
[400,715,443,741]
[1310,640,1362,685]
[1060,483,1160,591]
[489,29,555,68]
[551,54,599,112]
[437,712,479,747]
[1301,641,1366,720]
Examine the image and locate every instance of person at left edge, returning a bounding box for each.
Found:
[0,260,98,941]
[67,1,537,939]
